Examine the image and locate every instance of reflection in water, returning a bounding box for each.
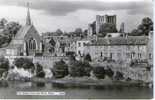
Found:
[36,82,45,87]
[0,80,9,87]
[0,81,153,99]
[52,83,90,89]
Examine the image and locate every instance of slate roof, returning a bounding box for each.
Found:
[86,36,148,46]
[15,25,34,40]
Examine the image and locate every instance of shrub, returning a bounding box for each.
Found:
[36,63,45,78]
[84,53,92,62]
[93,67,105,79]
[0,56,9,77]
[13,58,34,69]
[0,56,9,71]
[114,71,124,80]
[52,60,68,78]
[105,67,114,78]
[69,61,92,77]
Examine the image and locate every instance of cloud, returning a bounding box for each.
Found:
[0,0,153,16]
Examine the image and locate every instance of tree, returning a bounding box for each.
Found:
[36,63,45,78]
[84,53,92,62]
[52,60,68,78]
[13,58,34,69]
[130,17,153,36]
[74,28,83,37]
[93,67,105,79]
[0,18,7,28]
[55,29,63,36]
[49,38,56,47]
[3,21,21,37]
[114,71,124,81]
[105,67,114,78]
[0,56,9,77]
[130,29,140,36]
[69,60,92,77]
[0,21,21,46]
[99,23,117,37]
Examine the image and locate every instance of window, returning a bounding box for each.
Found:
[29,38,36,50]
[131,52,135,59]
[78,42,81,47]
[110,53,113,59]
[149,53,152,59]
[33,40,36,49]
[100,52,103,57]
[138,53,142,59]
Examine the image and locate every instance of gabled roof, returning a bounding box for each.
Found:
[15,25,34,40]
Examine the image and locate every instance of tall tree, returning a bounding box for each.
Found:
[55,29,63,36]
[130,17,153,36]
[0,18,7,28]
[74,28,83,37]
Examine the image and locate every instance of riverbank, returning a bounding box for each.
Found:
[0,76,153,88]
[31,76,153,87]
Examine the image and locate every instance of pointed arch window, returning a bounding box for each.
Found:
[29,38,37,50]
[33,40,36,49]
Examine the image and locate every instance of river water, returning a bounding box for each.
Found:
[0,81,153,99]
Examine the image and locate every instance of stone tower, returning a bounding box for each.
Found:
[96,15,116,34]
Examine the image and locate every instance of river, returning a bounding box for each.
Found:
[0,81,153,99]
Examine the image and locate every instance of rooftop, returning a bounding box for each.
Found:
[85,36,149,46]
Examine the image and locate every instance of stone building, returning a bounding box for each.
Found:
[76,39,90,56]
[147,31,153,65]
[5,3,42,56]
[87,15,117,36]
[96,15,116,34]
[83,34,152,64]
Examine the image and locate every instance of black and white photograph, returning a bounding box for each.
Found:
[0,0,153,99]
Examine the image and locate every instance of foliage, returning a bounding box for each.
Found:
[0,19,21,47]
[52,60,68,78]
[48,38,55,54]
[0,56,9,71]
[49,38,56,47]
[130,17,153,36]
[0,18,7,28]
[105,67,114,78]
[98,23,117,37]
[114,71,124,80]
[84,53,92,62]
[0,56,9,77]
[13,58,34,69]
[55,29,63,36]
[3,21,21,37]
[69,60,92,77]
[36,63,45,78]
[93,67,105,79]
[74,28,83,37]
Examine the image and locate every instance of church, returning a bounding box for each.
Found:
[6,4,42,56]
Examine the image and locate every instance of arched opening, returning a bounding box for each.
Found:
[28,38,37,50]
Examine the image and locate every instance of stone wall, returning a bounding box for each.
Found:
[5,55,68,69]
[33,56,68,68]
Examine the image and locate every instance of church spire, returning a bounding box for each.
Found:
[26,2,31,25]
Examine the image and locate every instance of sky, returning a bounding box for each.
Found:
[0,0,153,33]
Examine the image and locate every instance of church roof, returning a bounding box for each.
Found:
[14,25,33,40]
